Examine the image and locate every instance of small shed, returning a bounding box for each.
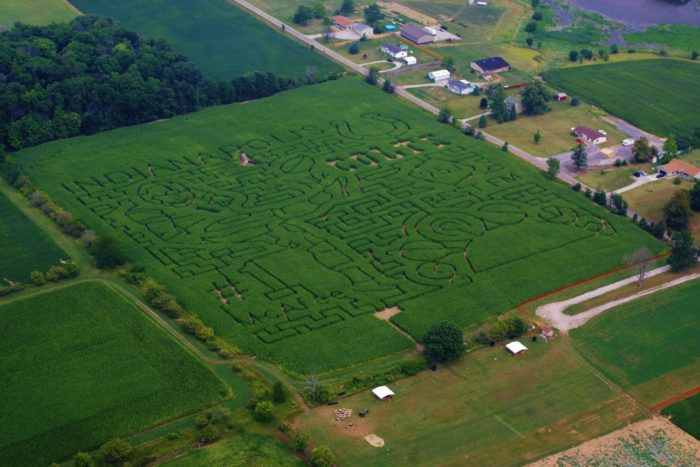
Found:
[554,92,567,102]
[372,385,395,400]
[540,326,554,339]
[505,341,528,356]
[428,69,451,81]
[403,56,417,65]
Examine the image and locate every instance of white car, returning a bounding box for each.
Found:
[622,138,634,147]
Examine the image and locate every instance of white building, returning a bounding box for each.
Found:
[403,56,417,65]
[428,69,451,81]
[446,79,474,95]
[380,43,408,59]
[372,385,395,400]
[505,341,528,356]
[351,22,373,38]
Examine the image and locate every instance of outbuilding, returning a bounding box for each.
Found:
[403,55,417,65]
[372,385,395,400]
[351,22,373,38]
[446,79,474,95]
[505,341,528,356]
[428,69,451,81]
[332,15,354,30]
[470,56,511,75]
[380,43,408,59]
[401,24,435,44]
[554,92,567,102]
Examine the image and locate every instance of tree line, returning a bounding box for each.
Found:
[0,16,340,151]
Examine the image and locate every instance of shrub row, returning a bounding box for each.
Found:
[0,261,78,296]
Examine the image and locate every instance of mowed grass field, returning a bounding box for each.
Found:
[571,279,700,407]
[0,282,227,466]
[164,433,303,466]
[16,78,662,373]
[67,0,340,80]
[0,0,78,30]
[0,190,66,282]
[295,339,644,466]
[543,60,700,139]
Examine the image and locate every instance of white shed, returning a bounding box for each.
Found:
[372,385,395,400]
[428,69,451,81]
[505,341,528,356]
[403,56,417,65]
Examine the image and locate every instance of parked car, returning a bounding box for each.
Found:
[656,172,666,179]
[633,171,647,178]
[622,138,634,147]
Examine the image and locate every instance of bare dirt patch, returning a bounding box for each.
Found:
[315,406,374,438]
[378,2,438,25]
[374,306,401,321]
[529,416,700,466]
[364,433,385,447]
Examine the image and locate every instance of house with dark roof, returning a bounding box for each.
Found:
[446,79,474,95]
[351,22,373,37]
[380,43,407,59]
[470,56,511,75]
[400,24,435,44]
[574,126,607,145]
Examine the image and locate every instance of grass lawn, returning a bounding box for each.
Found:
[577,163,652,192]
[244,0,340,34]
[625,25,700,54]
[295,338,643,466]
[407,86,484,118]
[661,393,700,439]
[0,281,227,466]
[0,0,78,29]
[15,78,662,373]
[622,177,700,242]
[67,0,340,80]
[485,101,625,157]
[163,432,303,466]
[332,38,434,66]
[0,190,67,283]
[683,149,700,166]
[543,60,700,140]
[571,279,700,406]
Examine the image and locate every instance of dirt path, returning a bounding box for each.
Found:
[536,267,700,331]
[374,307,423,351]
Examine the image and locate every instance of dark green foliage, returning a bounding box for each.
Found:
[609,194,628,216]
[382,79,394,94]
[364,3,384,26]
[0,16,306,151]
[663,190,691,231]
[521,82,551,115]
[571,144,588,170]
[478,114,487,128]
[473,315,528,345]
[668,230,698,272]
[73,452,94,467]
[532,11,543,21]
[488,86,508,123]
[438,108,453,124]
[340,0,355,16]
[293,5,313,24]
[197,425,221,443]
[546,157,560,179]
[568,50,579,62]
[632,138,654,163]
[610,44,618,54]
[99,439,132,464]
[253,401,275,422]
[526,37,534,47]
[293,434,309,452]
[311,445,335,467]
[349,41,360,54]
[661,394,700,439]
[423,322,464,363]
[690,181,700,211]
[90,235,127,269]
[572,183,581,192]
[502,142,509,152]
[524,21,537,33]
[272,381,288,404]
[593,191,607,206]
[365,67,379,85]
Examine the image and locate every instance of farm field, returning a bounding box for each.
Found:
[67,0,340,80]
[0,281,227,466]
[0,0,78,29]
[164,432,303,466]
[15,78,662,373]
[622,177,700,243]
[543,60,700,140]
[661,393,700,440]
[295,339,644,466]
[485,101,625,157]
[571,279,700,407]
[0,189,67,283]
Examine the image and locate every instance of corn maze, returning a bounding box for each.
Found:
[17,80,661,372]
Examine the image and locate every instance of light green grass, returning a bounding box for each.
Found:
[576,163,652,192]
[661,393,700,439]
[15,78,663,373]
[625,24,700,54]
[67,0,340,79]
[407,86,483,119]
[0,0,78,30]
[486,101,625,157]
[543,60,700,139]
[0,190,67,282]
[164,433,303,466]
[571,279,700,404]
[0,281,227,466]
[295,339,643,466]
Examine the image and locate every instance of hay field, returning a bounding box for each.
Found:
[0,0,78,30]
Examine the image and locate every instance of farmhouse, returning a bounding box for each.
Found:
[470,56,511,75]
[381,43,408,59]
[505,341,528,356]
[658,159,700,180]
[446,79,474,95]
[428,69,451,81]
[351,22,373,38]
[403,56,417,65]
[574,126,607,145]
[505,95,522,113]
[401,24,435,44]
[372,385,395,400]
[332,15,354,30]
[554,92,567,102]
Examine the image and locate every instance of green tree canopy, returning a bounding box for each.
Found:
[340,0,355,15]
[521,82,551,115]
[571,144,588,170]
[668,230,698,272]
[364,3,384,26]
[422,321,464,363]
[488,86,508,123]
[663,189,692,231]
[311,445,335,467]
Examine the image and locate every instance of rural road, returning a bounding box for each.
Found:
[535,266,699,331]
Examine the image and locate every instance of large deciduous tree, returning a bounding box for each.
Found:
[520,82,550,115]
[422,322,464,364]
[668,230,698,272]
[663,190,692,231]
[571,144,588,170]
